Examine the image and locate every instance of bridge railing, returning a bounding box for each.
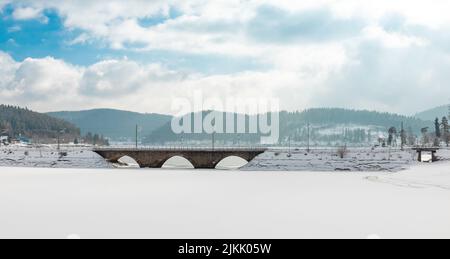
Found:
[93,146,268,152]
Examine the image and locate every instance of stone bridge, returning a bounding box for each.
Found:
[93,147,267,169]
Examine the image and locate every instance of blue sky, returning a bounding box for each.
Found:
[0,6,101,65]
[0,0,450,114]
[0,3,265,73]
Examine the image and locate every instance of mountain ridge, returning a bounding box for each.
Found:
[0,105,80,140]
[46,107,436,144]
[145,108,433,144]
[47,109,172,141]
[415,104,449,121]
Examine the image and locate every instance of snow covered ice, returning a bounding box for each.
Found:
[0,163,450,238]
[1,146,450,238]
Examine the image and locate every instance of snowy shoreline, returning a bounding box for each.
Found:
[0,145,112,169]
[3,145,448,172]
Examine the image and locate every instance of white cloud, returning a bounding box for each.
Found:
[2,45,450,115]
[2,1,450,114]
[7,25,21,33]
[80,59,182,96]
[362,25,428,48]
[4,0,441,54]
[0,52,19,92]
[0,51,321,113]
[11,6,48,23]
[8,57,81,99]
[12,6,40,19]
[1,0,444,72]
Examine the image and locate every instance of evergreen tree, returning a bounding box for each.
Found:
[400,123,406,149]
[435,118,441,138]
[388,127,397,146]
[0,104,79,139]
[442,117,450,147]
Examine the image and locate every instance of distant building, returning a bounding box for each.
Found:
[17,135,30,144]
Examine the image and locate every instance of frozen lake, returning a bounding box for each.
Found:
[0,163,449,238]
[1,146,450,238]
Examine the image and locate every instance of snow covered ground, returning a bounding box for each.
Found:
[4,145,449,172]
[0,162,449,239]
[1,145,449,238]
[244,148,417,172]
[0,145,111,169]
[245,148,450,172]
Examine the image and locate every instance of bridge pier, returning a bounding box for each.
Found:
[94,148,267,169]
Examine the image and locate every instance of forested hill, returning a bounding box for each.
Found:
[48,109,171,140]
[145,111,261,144]
[280,108,430,131]
[0,105,80,138]
[415,105,449,121]
[144,108,432,144]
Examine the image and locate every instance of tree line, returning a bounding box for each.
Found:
[0,105,109,146]
[382,116,450,148]
[0,105,79,138]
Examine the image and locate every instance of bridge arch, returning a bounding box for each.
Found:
[216,155,249,170]
[116,155,140,168]
[161,155,195,169]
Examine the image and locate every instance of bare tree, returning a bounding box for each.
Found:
[421,127,429,146]
[337,146,348,159]
[442,117,450,147]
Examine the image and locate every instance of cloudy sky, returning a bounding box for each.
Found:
[0,0,449,115]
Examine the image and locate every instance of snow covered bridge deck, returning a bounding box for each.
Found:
[93,147,268,169]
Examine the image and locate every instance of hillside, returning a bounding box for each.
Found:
[0,105,80,139]
[415,105,449,121]
[48,109,171,141]
[279,108,431,145]
[145,111,261,144]
[280,108,431,135]
[145,108,433,145]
